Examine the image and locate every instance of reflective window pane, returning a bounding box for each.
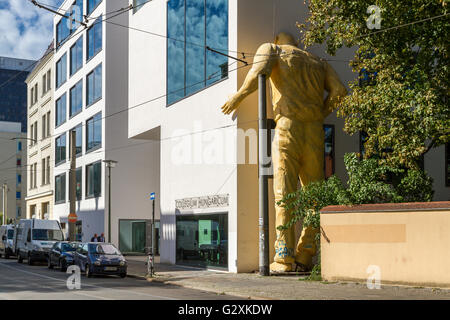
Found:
[56,93,66,127]
[56,54,67,88]
[87,18,102,60]
[86,64,102,106]
[70,80,82,117]
[86,112,101,151]
[186,0,205,95]
[167,0,185,104]
[70,36,83,75]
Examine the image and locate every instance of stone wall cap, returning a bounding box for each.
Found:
[320,201,450,214]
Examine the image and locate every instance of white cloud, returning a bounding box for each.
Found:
[0,0,63,60]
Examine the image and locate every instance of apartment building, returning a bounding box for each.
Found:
[52,0,153,243]
[25,44,55,220]
[0,121,27,223]
[127,0,450,272]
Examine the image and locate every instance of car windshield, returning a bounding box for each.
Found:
[7,230,14,239]
[61,243,76,252]
[32,229,64,241]
[92,244,121,255]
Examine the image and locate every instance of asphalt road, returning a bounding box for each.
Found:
[0,258,241,300]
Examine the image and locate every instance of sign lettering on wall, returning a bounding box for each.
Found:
[175,194,229,210]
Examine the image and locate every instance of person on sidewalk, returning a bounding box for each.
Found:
[91,234,98,242]
[97,233,105,242]
[221,32,347,273]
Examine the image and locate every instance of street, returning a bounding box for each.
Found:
[0,259,241,300]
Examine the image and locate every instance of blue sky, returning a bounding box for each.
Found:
[0,0,64,60]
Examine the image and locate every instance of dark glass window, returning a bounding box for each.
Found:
[167,0,229,105]
[86,64,102,106]
[359,131,369,158]
[323,125,335,179]
[133,0,148,13]
[70,0,83,32]
[56,17,70,47]
[70,36,83,75]
[55,93,67,127]
[176,214,228,268]
[70,80,83,117]
[86,112,102,151]
[16,192,21,199]
[87,0,102,15]
[86,161,101,198]
[55,173,66,203]
[56,54,67,88]
[55,133,67,165]
[87,18,102,60]
[70,167,83,201]
[69,124,83,156]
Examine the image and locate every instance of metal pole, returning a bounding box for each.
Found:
[2,184,5,225]
[69,131,76,241]
[108,166,111,243]
[258,74,270,276]
[151,198,155,277]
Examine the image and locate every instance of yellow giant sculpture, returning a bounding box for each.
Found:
[221,32,347,272]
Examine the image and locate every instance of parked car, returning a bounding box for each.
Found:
[14,219,64,265]
[0,224,15,259]
[48,241,77,271]
[73,243,127,278]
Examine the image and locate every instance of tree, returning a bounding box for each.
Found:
[299,0,449,169]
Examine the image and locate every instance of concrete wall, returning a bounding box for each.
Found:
[320,202,450,287]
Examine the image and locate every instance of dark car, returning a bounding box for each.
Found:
[73,243,127,278]
[47,241,77,271]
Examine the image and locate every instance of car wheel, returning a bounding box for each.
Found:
[119,273,127,278]
[47,256,53,269]
[60,259,67,272]
[27,253,33,266]
[17,251,23,263]
[85,264,92,278]
[4,253,9,259]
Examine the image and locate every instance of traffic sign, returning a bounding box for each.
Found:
[150,192,155,200]
[68,212,77,223]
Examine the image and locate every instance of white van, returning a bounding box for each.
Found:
[0,224,15,259]
[14,219,64,265]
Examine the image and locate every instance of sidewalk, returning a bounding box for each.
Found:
[125,256,450,300]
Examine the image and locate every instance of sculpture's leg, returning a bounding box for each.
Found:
[295,122,324,269]
[270,118,302,272]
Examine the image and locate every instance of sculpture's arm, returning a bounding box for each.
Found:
[323,61,348,117]
[221,43,278,115]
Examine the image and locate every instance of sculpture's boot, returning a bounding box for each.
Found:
[295,226,319,270]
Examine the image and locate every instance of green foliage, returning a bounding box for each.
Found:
[299,0,449,169]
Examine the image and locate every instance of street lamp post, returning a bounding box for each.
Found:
[103,160,117,244]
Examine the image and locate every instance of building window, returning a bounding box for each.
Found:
[133,0,147,13]
[33,163,37,188]
[46,111,51,137]
[55,173,66,204]
[86,161,101,198]
[87,0,102,15]
[446,143,450,187]
[70,36,83,75]
[42,73,47,95]
[70,167,83,201]
[56,93,67,127]
[42,113,47,139]
[46,70,51,92]
[16,159,21,166]
[70,80,83,117]
[30,83,38,106]
[86,18,102,61]
[55,133,67,165]
[16,192,21,199]
[70,0,84,32]
[167,0,229,105]
[176,214,228,268]
[324,125,335,179]
[42,158,46,185]
[86,64,102,106]
[17,174,21,185]
[86,112,102,151]
[46,156,51,185]
[17,141,22,151]
[56,16,71,47]
[42,202,49,219]
[70,124,83,156]
[56,53,67,88]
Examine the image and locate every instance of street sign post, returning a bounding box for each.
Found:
[149,192,156,277]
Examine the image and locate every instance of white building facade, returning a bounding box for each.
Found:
[127,0,449,273]
[52,0,155,246]
[25,44,55,221]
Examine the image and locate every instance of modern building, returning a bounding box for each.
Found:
[127,0,450,272]
[0,57,37,132]
[24,43,55,221]
[52,0,154,246]
[0,121,27,224]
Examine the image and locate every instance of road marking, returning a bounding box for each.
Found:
[0,261,177,300]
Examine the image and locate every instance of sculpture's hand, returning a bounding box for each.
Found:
[221,96,240,115]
